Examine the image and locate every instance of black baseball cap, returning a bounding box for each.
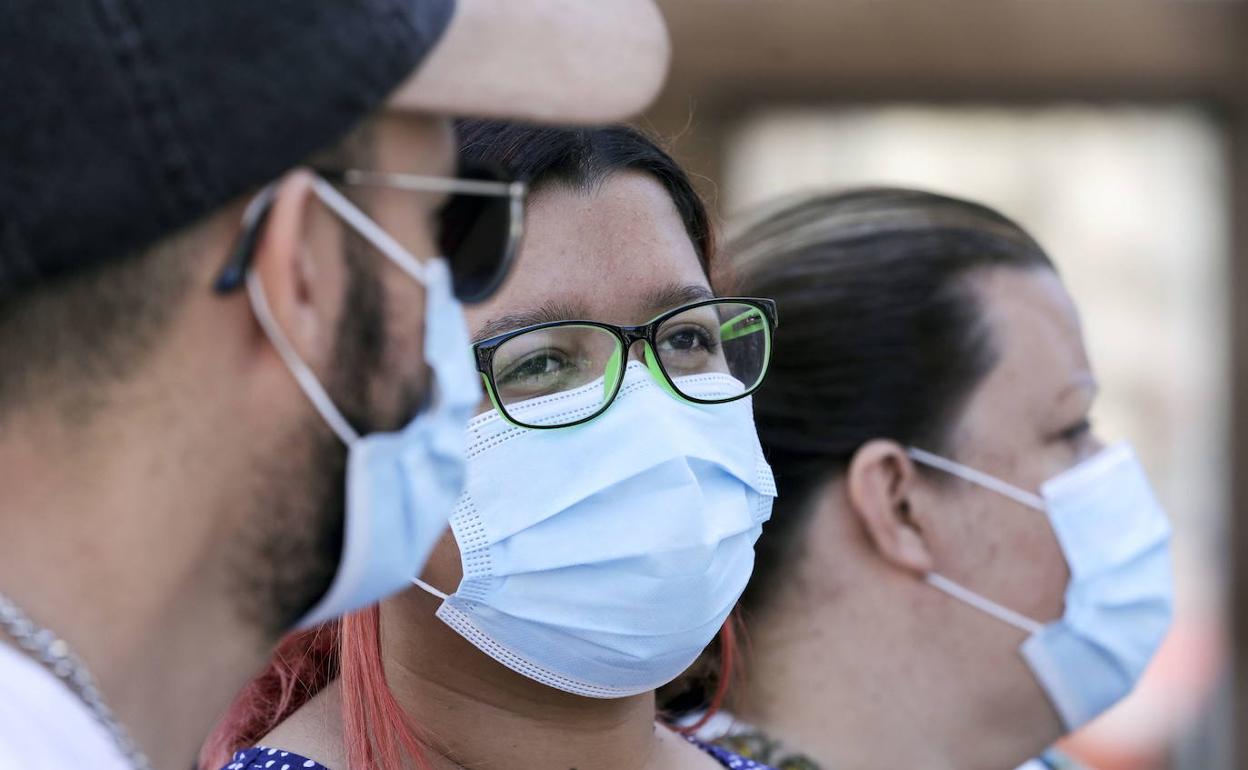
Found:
[0,0,670,300]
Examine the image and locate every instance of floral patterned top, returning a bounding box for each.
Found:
[222,736,778,770]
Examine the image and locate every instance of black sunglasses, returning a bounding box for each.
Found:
[215,161,526,303]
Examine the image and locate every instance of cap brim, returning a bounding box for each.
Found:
[388,0,671,124]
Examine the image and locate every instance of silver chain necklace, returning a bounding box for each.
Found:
[0,591,154,770]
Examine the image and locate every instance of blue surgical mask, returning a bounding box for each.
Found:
[908,443,1175,730]
[412,362,777,697]
[247,178,482,630]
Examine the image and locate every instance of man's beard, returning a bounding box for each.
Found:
[232,238,399,637]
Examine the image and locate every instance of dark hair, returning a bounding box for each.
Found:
[454,120,713,271]
[733,187,1055,616]
[0,218,199,421]
[0,119,380,422]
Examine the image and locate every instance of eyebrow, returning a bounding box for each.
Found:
[643,283,715,315]
[472,283,715,342]
[474,301,590,341]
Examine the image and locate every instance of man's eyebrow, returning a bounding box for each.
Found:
[643,283,715,316]
[474,301,590,342]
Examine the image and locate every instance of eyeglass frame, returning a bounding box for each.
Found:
[214,164,527,303]
[472,296,780,430]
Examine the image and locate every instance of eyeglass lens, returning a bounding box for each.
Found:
[654,302,769,397]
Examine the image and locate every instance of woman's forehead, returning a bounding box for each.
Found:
[965,268,1096,424]
[465,173,710,336]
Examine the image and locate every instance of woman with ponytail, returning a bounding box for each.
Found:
[676,189,1171,770]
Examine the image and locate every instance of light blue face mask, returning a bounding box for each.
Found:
[412,362,777,697]
[247,178,482,630]
[908,443,1175,730]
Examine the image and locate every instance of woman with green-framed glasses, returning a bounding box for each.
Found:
[206,123,780,770]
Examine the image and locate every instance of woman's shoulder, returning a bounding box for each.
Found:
[688,736,779,770]
[220,746,327,770]
[678,711,818,770]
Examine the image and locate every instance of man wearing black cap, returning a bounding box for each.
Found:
[0,2,670,769]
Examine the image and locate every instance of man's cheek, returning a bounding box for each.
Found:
[380,342,434,428]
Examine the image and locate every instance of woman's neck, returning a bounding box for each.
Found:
[736,563,1053,770]
[385,652,660,769]
[263,591,725,770]
[384,590,664,769]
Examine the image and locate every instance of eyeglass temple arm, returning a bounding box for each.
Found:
[315,167,523,198]
[719,307,767,342]
[214,186,277,293]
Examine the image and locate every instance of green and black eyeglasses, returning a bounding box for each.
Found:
[473,298,779,429]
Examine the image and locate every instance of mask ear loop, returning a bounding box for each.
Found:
[310,178,432,287]
[411,576,451,602]
[243,175,451,447]
[309,175,456,421]
[245,270,360,445]
[906,446,1049,635]
[907,447,1045,511]
[926,573,1046,635]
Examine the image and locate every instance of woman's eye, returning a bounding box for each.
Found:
[497,351,568,385]
[658,325,717,355]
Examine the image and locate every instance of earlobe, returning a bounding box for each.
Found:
[846,439,935,574]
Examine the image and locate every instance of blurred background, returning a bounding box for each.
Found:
[642,2,1248,768]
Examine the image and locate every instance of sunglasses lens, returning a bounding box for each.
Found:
[438,162,519,302]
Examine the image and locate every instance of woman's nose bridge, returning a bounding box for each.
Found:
[621,326,650,361]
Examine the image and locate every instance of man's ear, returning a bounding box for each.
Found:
[845,439,934,574]
[248,170,347,371]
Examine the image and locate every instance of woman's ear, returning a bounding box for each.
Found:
[845,439,935,574]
